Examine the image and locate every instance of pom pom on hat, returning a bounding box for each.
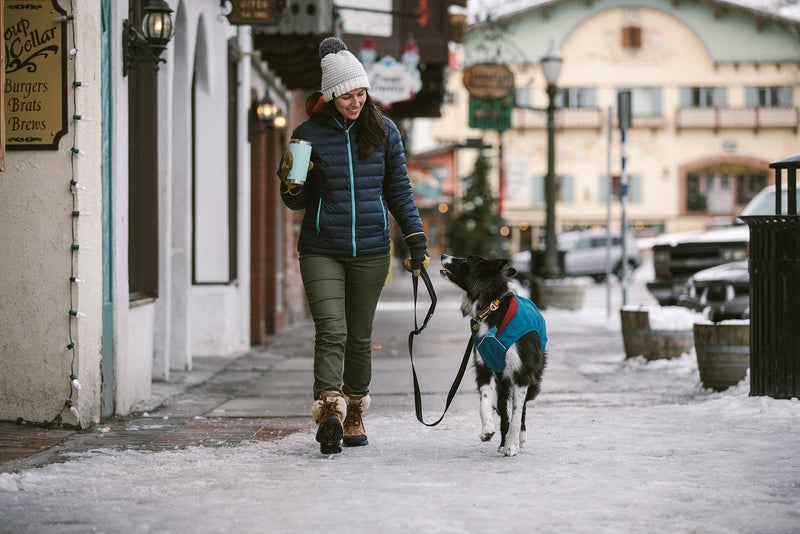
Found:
[319,37,370,102]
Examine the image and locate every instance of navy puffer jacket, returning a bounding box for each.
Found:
[279,113,423,257]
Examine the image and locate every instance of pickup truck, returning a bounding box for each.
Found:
[647,185,798,305]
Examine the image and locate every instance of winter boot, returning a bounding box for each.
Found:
[312,391,347,454]
[343,394,370,447]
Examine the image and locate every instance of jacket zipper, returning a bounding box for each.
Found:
[379,195,388,231]
[336,119,357,257]
[315,199,322,235]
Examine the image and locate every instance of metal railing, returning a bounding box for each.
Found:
[676,107,799,131]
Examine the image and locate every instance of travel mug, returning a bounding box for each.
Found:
[287,139,312,185]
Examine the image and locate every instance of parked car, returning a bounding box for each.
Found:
[676,260,750,321]
[512,230,642,284]
[647,185,800,305]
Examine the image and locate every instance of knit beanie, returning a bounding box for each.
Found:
[319,37,371,102]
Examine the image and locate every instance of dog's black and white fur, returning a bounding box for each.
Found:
[440,254,546,456]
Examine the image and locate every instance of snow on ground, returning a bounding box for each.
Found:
[0,389,798,533]
[1,302,799,533]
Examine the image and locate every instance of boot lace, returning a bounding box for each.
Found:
[343,402,363,433]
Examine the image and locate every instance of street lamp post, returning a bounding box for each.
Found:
[541,42,563,278]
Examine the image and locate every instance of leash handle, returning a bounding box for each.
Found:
[408,268,472,427]
[411,267,436,334]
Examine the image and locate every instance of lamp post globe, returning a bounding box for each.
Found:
[541,42,563,86]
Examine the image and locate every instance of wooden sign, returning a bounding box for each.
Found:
[224,0,279,25]
[463,63,514,99]
[4,0,68,150]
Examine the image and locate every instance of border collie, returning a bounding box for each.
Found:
[440,254,547,456]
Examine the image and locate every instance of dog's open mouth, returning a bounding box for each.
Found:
[440,268,456,282]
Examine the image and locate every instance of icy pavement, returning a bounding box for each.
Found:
[1,268,799,533]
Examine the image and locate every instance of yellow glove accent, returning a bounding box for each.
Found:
[403,255,431,277]
[278,150,313,196]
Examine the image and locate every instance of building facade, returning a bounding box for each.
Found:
[0,0,461,427]
[418,0,800,253]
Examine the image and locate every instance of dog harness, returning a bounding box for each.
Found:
[470,295,547,373]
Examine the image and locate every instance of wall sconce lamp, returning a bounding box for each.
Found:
[255,96,287,130]
[123,0,176,77]
[256,97,278,123]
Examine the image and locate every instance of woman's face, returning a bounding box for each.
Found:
[334,88,367,121]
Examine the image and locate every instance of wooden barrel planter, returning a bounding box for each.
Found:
[620,309,694,360]
[693,322,750,391]
[535,280,586,310]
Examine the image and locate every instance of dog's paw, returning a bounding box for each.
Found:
[480,431,494,442]
[519,430,527,448]
[498,444,519,457]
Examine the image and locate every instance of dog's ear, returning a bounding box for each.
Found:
[492,258,518,278]
[484,258,508,273]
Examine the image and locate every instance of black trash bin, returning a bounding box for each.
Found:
[741,154,800,399]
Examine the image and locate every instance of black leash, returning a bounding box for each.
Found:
[407,267,474,427]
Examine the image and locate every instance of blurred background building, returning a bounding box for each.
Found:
[412,0,800,254]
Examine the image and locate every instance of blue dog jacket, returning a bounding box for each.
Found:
[470,295,547,373]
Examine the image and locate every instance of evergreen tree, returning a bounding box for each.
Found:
[446,152,506,257]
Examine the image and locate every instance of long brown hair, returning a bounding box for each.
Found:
[322,93,386,159]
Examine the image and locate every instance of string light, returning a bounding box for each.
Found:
[63,2,83,428]
[65,399,80,418]
[3,6,81,429]
[70,179,87,191]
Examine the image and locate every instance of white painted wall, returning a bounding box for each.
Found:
[113,0,249,410]
[0,2,104,425]
[2,0,258,421]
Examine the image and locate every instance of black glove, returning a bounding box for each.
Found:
[403,232,430,277]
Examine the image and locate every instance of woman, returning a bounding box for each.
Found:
[278,37,429,454]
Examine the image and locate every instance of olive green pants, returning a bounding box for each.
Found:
[299,252,390,399]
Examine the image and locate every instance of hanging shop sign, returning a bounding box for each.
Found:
[463,63,514,99]
[223,0,279,25]
[362,38,422,107]
[468,94,513,132]
[4,0,68,150]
